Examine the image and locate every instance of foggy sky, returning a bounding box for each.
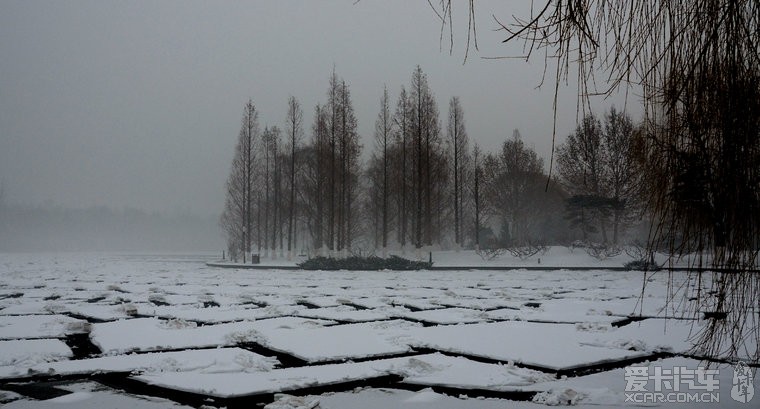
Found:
[0,0,636,217]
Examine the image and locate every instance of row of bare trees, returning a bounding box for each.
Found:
[222,68,645,261]
[221,70,361,261]
[365,66,450,253]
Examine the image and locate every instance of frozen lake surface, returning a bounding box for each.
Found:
[0,252,755,408]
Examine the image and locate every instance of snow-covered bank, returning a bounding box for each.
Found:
[207,246,706,270]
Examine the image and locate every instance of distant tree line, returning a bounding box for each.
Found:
[221,66,647,261]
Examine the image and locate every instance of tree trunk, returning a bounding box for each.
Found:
[288,142,295,260]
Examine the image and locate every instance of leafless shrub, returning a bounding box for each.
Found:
[476,247,506,261]
[584,243,621,260]
[507,243,548,261]
[567,240,589,254]
[624,242,648,262]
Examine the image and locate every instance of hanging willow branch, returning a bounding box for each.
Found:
[433,0,760,363]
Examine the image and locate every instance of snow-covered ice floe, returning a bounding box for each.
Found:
[22,347,278,377]
[133,353,550,399]
[0,339,73,378]
[0,314,90,340]
[90,316,335,354]
[1,252,753,408]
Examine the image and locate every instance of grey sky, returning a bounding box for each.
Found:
[0,0,635,217]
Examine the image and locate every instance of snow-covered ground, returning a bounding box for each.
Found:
[0,251,755,408]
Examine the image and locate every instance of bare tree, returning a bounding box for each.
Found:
[374,86,393,255]
[483,130,544,245]
[411,66,425,249]
[602,107,641,244]
[557,108,642,245]
[261,126,282,258]
[318,71,362,256]
[556,114,608,242]
[327,70,339,254]
[337,80,361,253]
[408,65,444,249]
[392,86,412,250]
[447,96,469,249]
[302,104,329,255]
[471,143,484,251]
[285,96,303,260]
[220,99,259,262]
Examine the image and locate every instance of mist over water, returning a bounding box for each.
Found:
[0,2,635,252]
[0,204,222,252]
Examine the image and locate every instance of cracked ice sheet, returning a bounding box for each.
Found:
[90,316,335,354]
[398,307,490,325]
[138,304,297,323]
[409,321,651,371]
[257,319,419,363]
[271,388,562,409]
[295,305,405,323]
[2,381,193,409]
[0,301,64,315]
[521,357,750,408]
[24,347,277,377]
[484,299,626,325]
[66,303,142,321]
[0,315,90,340]
[584,318,701,355]
[133,355,416,398]
[397,353,553,390]
[0,339,72,378]
[270,388,515,409]
[135,353,550,399]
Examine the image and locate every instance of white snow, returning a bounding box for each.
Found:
[90,316,335,354]
[409,321,652,370]
[0,314,90,340]
[254,319,418,362]
[24,347,278,377]
[2,381,192,408]
[134,355,419,398]
[398,353,554,389]
[523,357,753,408]
[0,252,753,409]
[0,339,72,378]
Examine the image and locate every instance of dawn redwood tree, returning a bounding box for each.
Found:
[326,71,340,253]
[220,99,259,262]
[471,143,483,251]
[411,67,426,249]
[302,104,330,255]
[373,85,393,255]
[319,71,362,255]
[337,80,360,253]
[261,126,283,258]
[285,96,303,260]
[408,65,445,249]
[447,96,469,249]
[364,154,384,249]
[392,86,412,249]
